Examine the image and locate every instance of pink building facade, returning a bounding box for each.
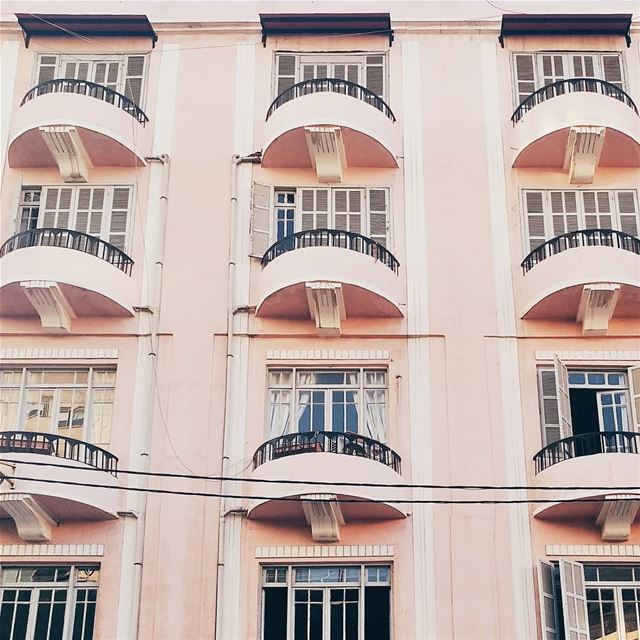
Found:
[0,2,638,639]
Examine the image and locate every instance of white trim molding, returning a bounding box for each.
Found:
[536,351,640,362]
[255,545,394,559]
[0,348,118,360]
[546,544,640,557]
[0,543,104,557]
[266,349,390,361]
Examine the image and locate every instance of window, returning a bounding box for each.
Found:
[36,54,146,107]
[522,189,639,252]
[261,564,390,640]
[0,368,115,445]
[267,369,387,442]
[17,186,133,251]
[274,53,386,99]
[513,52,624,105]
[0,565,99,640]
[538,561,640,640]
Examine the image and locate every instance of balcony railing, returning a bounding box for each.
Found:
[534,431,640,474]
[0,228,134,276]
[521,228,640,274]
[262,229,400,274]
[0,431,118,476]
[21,78,149,125]
[512,78,638,124]
[266,78,396,122]
[253,431,401,474]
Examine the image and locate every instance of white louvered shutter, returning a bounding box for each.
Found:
[571,54,596,78]
[40,187,73,228]
[602,55,623,89]
[123,55,145,106]
[299,189,329,231]
[302,63,328,81]
[550,191,579,236]
[276,55,297,96]
[538,561,559,640]
[368,189,389,247]
[581,191,612,229]
[93,61,120,95]
[365,56,385,97]
[334,189,363,234]
[524,191,547,251]
[538,368,561,446]
[333,63,360,84]
[37,55,59,83]
[628,366,640,432]
[540,54,566,85]
[514,54,536,105]
[75,187,105,237]
[108,187,131,250]
[559,560,589,640]
[616,191,639,236]
[554,355,572,440]
[62,59,90,81]
[250,183,272,257]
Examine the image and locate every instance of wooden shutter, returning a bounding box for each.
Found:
[94,61,120,93]
[123,55,145,106]
[616,191,639,236]
[524,191,547,251]
[333,189,363,234]
[250,183,271,257]
[550,191,579,236]
[75,187,105,237]
[334,64,360,84]
[540,54,566,84]
[276,55,296,96]
[559,559,589,640]
[299,189,329,231]
[538,561,559,640]
[60,56,90,81]
[628,365,640,431]
[602,55,623,89]
[581,191,612,229]
[514,54,536,105]
[554,355,572,439]
[37,55,59,83]
[365,56,385,97]
[40,187,73,228]
[367,189,389,247]
[538,368,561,445]
[108,187,131,250]
[570,54,596,78]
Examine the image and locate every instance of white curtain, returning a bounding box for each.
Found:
[364,389,386,442]
[296,371,315,431]
[267,390,291,439]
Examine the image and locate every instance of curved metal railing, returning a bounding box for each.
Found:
[21,78,148,125]
[253,430,401,473]
[0,228,134,275]
[0,431,118,475]
[261,229,399,273]
[534,431,640,474]
[512,77,638,124]
[266,78,395,121]
[521,228,640,274]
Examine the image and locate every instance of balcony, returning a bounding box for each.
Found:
[248,432,406,541]
[0,228,135,330]
[257,229,403,332]
[532,432,640,540]
[511,79,640,181]
[519,229,640,331]
[8,79,151,177]
[262,79,398,178]
[0,431,119,541]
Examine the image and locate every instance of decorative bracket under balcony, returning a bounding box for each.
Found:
[305,282,346,336]
[39,125,91,183]
[563,126,606,184]
[304,126,347,183]
[596,495,640,541]
[576,283,620,335]
[301,493,345,542]
[0,493,57,542]
[20,280,76,333]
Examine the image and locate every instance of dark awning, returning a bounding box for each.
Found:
[260,13,393,46]
[499,13,632,47]
[15,14,158,48]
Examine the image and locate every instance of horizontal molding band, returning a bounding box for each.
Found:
[266,349,390,361]
[255,544,394,559]
[0,543,105,557]
[546,544,640,558]
[536,350,640,362]
[0,348,118,360]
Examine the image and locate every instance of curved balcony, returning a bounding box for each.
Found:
[519,229,640,325]
[257,230,403,327]
[8,79,151,172]
[0,229,135,327]
[262,79,398,173]
[532,432,640,530]
[511,79,640,175]
[0,432,119,539]
[248,432,406,535]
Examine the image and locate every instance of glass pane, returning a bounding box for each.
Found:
[75,567,99,584]
[587,373,606,385]
[598,566,634,582]
[568,373,585,385]
[607,373,624,386]
[25,390,54,432]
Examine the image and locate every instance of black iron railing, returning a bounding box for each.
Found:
[512,78,638,124]
[21,78,148,125]
[0,431,118,476]
[266,78,395,121]
[521,229,640,274]
[534,431,640,474]
[261,229,399,274]
[253,431,401,474]
[0,228,134,275]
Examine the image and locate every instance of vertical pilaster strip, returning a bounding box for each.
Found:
[1,41,19,181]
[401,39,438,639]
[480,42,537,639]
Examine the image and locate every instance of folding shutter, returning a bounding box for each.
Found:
[37,55,59,83]
[581,191,612,229]
[333,63,360,84]
[276,55,297,95]
[571,54,596,78]
[514,54,536,105]
[93,61,120,92]
[538,368,561,445]
[18,189,42,232]
[550,192,579,236]
[334,189,363,234]
[540,54,566,85]
[60,57,90,81]
[602,55,623,89]
[367,189,389,247]
[123,55,145,106]
[629,366,640,432]
[40,187,73,228]
[302,64,328,81]
[108,187,131,250]
[616,191,639,236]
[250,183,272,257]
[75,187,105,237]
[299,189,329,231]
[559,559,589,640]
[524,191,547,251]
[365,56,385,97]
[554,355,572,439]
[538,561,559,640]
